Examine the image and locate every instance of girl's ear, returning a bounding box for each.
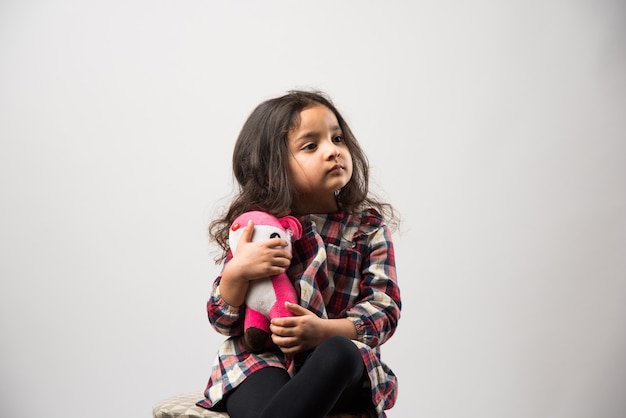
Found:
[279,216,302,240]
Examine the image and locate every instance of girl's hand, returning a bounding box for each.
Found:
[270,302,325,354]
[227,219,292,283]
[219,219,292,307]
[270,303,359,354]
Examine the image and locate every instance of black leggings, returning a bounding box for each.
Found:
[224,335,372,418]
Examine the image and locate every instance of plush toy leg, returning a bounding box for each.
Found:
[270,274,298,318]
[243,307,271,353]
[269,299,292,319]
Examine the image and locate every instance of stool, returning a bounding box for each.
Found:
[153,392,227,418]
[152,391,372,418]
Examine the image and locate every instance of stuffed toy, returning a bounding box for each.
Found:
[229,211,302,353]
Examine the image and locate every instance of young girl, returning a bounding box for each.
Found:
[197,90,401,418]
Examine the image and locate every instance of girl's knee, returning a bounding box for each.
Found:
[321,335,358,356]
[313,336,363,379]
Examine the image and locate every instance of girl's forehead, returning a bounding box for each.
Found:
[292,105,336,128]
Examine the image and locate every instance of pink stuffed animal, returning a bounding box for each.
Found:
[229,211,302,353]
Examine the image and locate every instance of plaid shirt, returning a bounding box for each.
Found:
[197,209,402,417]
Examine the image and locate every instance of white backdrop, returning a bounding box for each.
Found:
[1,1,625,417]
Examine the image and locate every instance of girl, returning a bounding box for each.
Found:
[197,90,401,418]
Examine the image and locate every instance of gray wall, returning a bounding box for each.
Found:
[1,1,625,417]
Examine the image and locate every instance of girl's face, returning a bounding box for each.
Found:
[287,105,353,213]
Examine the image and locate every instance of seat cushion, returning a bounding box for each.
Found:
[152,392,228,418]
[153,391,374,418]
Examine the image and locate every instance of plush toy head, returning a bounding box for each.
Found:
[229,211,302,256]
[229,211,302,353]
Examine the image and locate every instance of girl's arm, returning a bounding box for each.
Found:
[207,262,245,337]
[207,220,293,336]
[344,223,401,348]
[216,256,251,307]
[269,302,356,354]
[219,219,293,307]
[270,220,400,353]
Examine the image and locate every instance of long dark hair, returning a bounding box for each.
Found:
[209,89,397,262]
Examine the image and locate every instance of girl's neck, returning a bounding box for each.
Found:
[292,196,340,216]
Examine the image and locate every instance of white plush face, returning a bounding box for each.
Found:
[229,224,292,255]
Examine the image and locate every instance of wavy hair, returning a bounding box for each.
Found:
[209,89,397,262]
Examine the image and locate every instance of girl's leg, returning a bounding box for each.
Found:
[259,335,368,418]
[225,367,290,418]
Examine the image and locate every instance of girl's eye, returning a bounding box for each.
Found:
[270,232,281,239]
[304,143,317,151]
[332,135,344,143]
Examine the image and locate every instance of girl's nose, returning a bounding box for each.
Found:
[325,141,341,159]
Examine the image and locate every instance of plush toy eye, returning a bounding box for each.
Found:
[270,232,280,239]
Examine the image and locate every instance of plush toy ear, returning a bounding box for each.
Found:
[279,216,302,240]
